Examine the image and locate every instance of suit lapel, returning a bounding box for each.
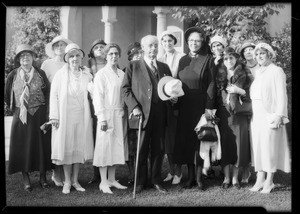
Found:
[156,61,168,79]
[140,60,151,84]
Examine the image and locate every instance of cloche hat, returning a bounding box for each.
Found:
[88,39,107,58]
[239,41,256,59]
[127,42,142,61]
[209,35,228,50]
[253,42,276,60]
[184,26,206,44]
[63,43,85,63]
[160,30,177,45]
[14,44,37,67]
[45,35,72,58]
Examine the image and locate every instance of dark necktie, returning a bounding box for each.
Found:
[150,60,158,78]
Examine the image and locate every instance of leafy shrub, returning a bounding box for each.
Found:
[5,7,61,116]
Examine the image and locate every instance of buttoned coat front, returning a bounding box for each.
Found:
[121,59,172,129]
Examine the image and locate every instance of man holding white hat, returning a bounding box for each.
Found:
[122,35,174,194]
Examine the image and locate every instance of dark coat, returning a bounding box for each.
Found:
[121,59,172,129]
[5,66,50,114]
[215,61,253,167]
[173,53,216,165]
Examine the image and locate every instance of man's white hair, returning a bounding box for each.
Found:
[141,35,158,47]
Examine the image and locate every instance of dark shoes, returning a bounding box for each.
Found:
[196,180,204,190]
[88,175,100,184]
[182,180,196,189]
[222,182,231,189]
[39,181,50,189]
[153,184,167,194]
[135,185,144,194]
[232,182,241,189]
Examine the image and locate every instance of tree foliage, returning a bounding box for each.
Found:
[5,7,61,116]
[171,4,286,48]
[170,4,292,133]
[5,7,61,78]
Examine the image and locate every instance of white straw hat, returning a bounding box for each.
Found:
[63,43,85,63]
[45,35,72,58]
[158,76,185,101]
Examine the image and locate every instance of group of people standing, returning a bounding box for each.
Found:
[5,25,291,197]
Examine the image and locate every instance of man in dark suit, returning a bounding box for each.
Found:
[121,35,174,194]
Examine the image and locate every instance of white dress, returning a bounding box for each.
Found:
[250,65,291,173]
[93,65,125,167]
[52,71,88,165]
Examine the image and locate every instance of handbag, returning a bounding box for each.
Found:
[233,100,252,116]
[196,125,218,142]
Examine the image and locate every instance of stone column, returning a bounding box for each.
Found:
[101,6,117,44]
[153,7,170,59]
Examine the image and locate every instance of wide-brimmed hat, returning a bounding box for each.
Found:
[184,26,206,44]
[238,41,256,59]
[127,42,142,61]
[45,35,72,58]
[63,43,85,63]
[14,44,37,66]
[254,42,276,60]
[223,47,240,58]
[160,30,177,45]
[88,39,107,58]
[209,35,227,50]
[158,76,185,101]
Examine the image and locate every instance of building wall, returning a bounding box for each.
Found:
[114,6,153,68]
[81,6,105,66]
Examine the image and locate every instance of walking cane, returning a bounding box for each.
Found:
[133,114,142,199]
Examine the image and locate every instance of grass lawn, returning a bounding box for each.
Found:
[4,156,291,212]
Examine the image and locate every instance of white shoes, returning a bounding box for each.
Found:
[172,174,182,185]
[107,180,127,189]
[51,175,63,187]
[249,182,265,192]
[72,182,85,192]
[99,182,113,194]
[163,173,174,182]
[261,183,275,194]
[62,183,71,194]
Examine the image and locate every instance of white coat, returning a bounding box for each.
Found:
[49,64,94,162]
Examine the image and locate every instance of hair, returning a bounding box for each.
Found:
[103,43,121,58]
[141,35,158,47]
[253,47,273,60]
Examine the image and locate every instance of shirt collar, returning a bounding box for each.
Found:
[144,56,157,68]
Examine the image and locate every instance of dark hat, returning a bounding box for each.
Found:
[127,42,142,61]
[223,46,240,58]
[14,44,37,67]
[239,41,256,59]
[88,39,107,58]
[184,26,206,44]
